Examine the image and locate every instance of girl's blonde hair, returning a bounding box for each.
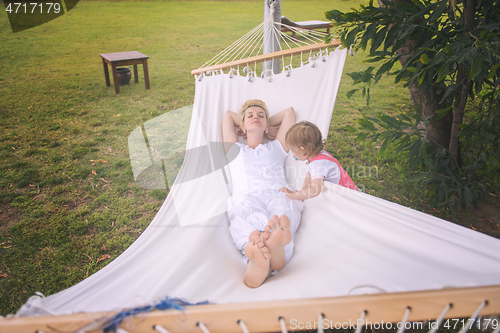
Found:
[285,121,324,156]
[238,99,270,129]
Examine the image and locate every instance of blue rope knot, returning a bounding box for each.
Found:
[102,297,209,332]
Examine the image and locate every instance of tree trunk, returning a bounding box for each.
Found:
[449,0,475,167]
[378,0,453,149]
[407,82,453,149]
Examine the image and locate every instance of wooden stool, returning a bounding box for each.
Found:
[100,51,150,94]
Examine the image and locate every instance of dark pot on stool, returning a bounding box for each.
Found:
[117,67,132,85]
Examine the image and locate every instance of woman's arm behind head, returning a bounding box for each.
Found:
[222,110,239,154]
[272,107,295,151]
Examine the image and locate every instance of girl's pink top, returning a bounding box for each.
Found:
[309,150,358,191]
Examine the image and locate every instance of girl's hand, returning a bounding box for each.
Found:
[280,187,304,202]
[279,186,294,198]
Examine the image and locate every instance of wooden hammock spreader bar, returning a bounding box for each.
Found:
[190,41,341,76]
[2,285,500,333]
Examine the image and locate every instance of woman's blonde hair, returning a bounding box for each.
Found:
[238,99,270,129]
[285,121,324,156]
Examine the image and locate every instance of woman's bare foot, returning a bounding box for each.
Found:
[263,215,292,271]
[244,230,271,288]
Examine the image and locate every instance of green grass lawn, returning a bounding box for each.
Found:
[0,0,499,316]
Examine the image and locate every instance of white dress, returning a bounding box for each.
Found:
[226,140,303,264]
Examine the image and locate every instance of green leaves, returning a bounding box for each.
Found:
[436,63,451,83]
[376,58,396,77]
[346,89,359,99]
[487,63,500,79]
[345,28,358,47]
[429,0,448,21]
[418,69,427,86]
[325,0,500,216]
[345,125,357,133]
[325,9,345,22]
[354,117,378,132]
[370,26,388,55]
[420,53,432,65]
[470,55,485,79]
[349,89,500,217]
[445,43,452,56]
[360,23,377,51]
[326,0,500,109]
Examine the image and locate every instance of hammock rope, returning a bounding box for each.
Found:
[396,307,412,333]
[354,310,368,333]
[153,324,170,333]
[279,317,288,333]
[458,300,487,333]
[238,320,250,333]
[194,1,333,76]
[198,22,265,69]
[317,313,325,333]
[428,303,452,333]
[116,329,130,333]
[197,321,211,333]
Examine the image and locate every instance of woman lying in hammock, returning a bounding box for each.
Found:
[222,99,303,288]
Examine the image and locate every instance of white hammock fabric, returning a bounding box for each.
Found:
[16,48,500,318]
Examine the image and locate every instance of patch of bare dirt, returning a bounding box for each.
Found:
[445,195,500,240]
[0,203,22,234]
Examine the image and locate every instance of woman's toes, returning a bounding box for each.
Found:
[268,215,279,230]
[278,215,290,230]
[262,226,271,241]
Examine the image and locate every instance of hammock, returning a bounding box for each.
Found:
[4,6,500,333]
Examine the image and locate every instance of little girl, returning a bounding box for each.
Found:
[279,121,357,201]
